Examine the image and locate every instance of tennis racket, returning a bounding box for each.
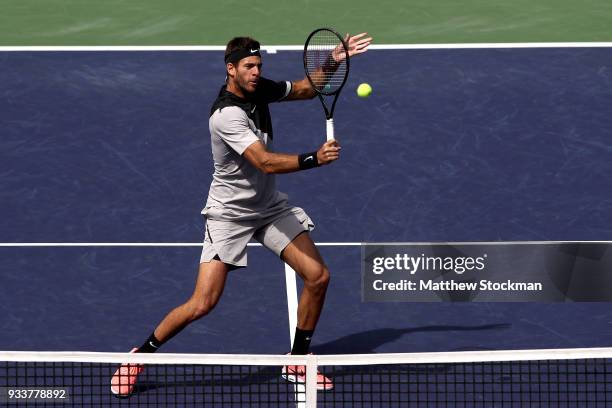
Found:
[303,28,350,141]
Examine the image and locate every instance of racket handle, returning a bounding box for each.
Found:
[326,118,335,141]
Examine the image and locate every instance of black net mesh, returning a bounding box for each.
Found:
[2,353,611,407]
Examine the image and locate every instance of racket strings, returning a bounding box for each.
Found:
[305,31,348,94]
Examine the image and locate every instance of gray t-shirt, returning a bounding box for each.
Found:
[203,79,292,221]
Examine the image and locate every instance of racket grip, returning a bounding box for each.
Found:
[326,118,335,141]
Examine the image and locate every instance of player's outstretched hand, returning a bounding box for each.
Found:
[332,32,372,62]
[317,140,341,166]
[345,32,372,58]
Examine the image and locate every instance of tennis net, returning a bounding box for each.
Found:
[1,348,611,407]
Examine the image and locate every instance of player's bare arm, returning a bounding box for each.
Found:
[286,32,373,101]
[243,139,341,174]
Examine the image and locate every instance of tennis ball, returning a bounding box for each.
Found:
[357,83,372,98]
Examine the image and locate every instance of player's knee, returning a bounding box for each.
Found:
[305,265,330,293]
[190,302,213,321]
[189,295,219,321]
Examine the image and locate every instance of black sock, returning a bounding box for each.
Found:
[137,333,163,353]
[291,327,314,355]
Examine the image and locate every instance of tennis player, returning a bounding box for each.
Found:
[111,33,372,397]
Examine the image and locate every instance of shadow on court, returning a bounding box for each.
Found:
[132,365,283,394]
[127,324,511,397]
[311,324,511,354]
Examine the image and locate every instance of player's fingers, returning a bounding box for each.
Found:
[355,36,372,44]
[326,148,340,156]
[324,140,340,148]
[350,32,369,41]
[349,42,371,57]
[354,40,372,52]
[322,147,340,157]
[356,38,372,48]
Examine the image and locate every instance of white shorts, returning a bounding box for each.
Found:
[200,206,315,268]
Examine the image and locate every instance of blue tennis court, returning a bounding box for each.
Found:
[2,47,612,355]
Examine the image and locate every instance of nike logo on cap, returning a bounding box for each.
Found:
[250,49,259,53]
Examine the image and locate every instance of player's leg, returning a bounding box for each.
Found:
[281,231,330,337]
[139,219,250,352]
[279,231,334,390]
[110,260,230,397]
[150,259,230,347]
[111,218,252,397]
[255,207,327,353]
[254,207,333,389]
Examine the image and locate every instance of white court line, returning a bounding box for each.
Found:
[0,241,610,247]
[369,42,612,49]
[3,347,612,365]
[0,43,612,52]
[0,242,362,247]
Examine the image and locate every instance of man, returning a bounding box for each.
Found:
[111,32,372,397]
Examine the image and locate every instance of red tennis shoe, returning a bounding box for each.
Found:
[110,348,144,397]
[281,353,334,390]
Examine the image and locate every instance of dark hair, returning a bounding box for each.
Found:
[224,37,261,64]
